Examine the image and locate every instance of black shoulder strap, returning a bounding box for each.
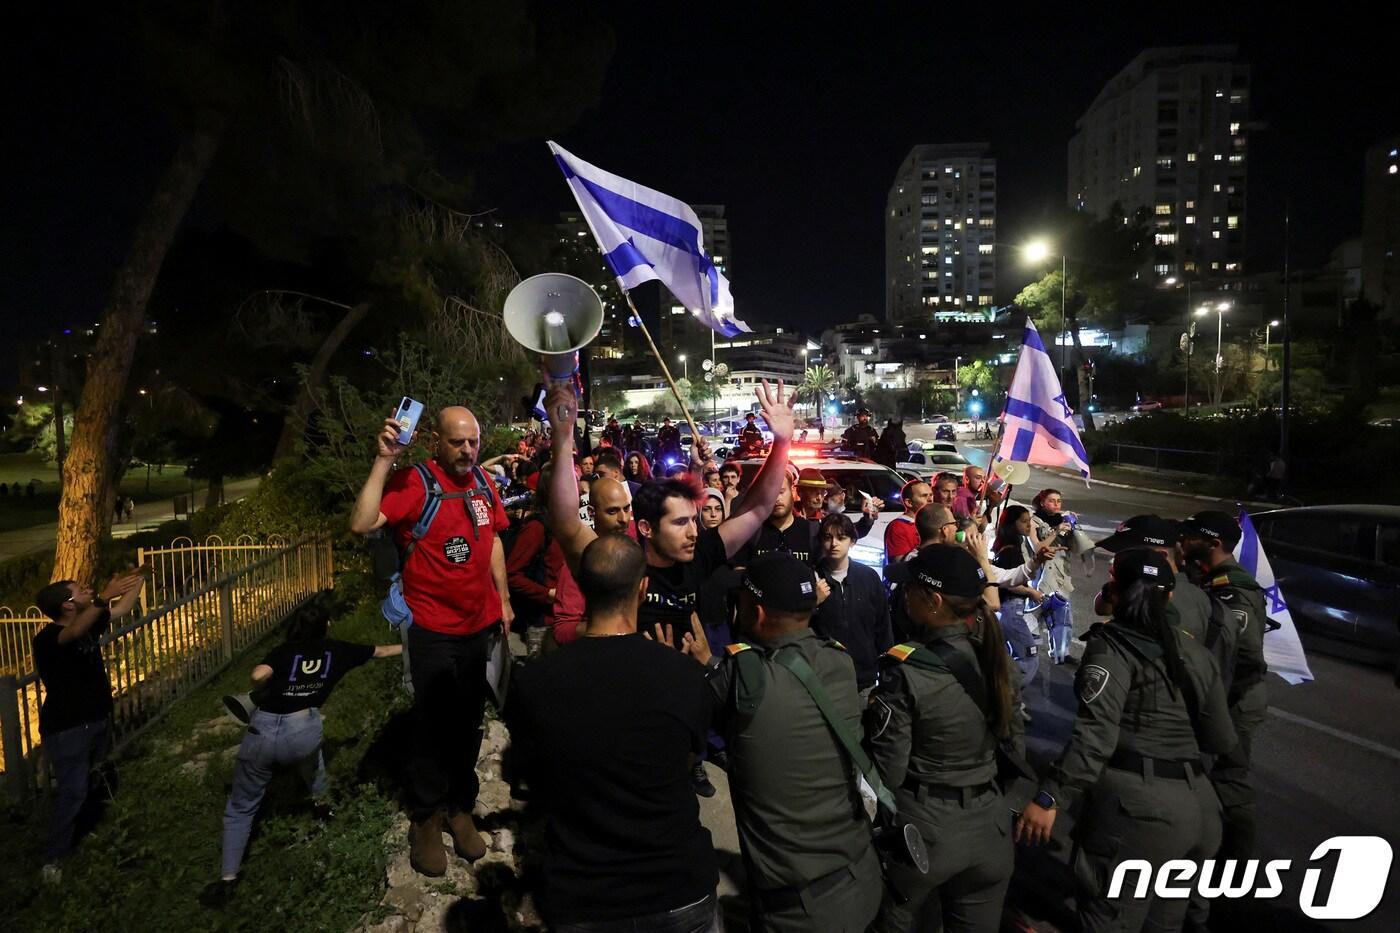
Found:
[925,640,990,721]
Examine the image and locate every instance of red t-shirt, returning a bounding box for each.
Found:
[380,460,510,636]
[548,553,586,644]
[884,515,921,564]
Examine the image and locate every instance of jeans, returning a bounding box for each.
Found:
[43,718,112,861]
[406,623,494,821]
[221,708,327,877]
[553,893,723,933]
[1041,597,1073,663]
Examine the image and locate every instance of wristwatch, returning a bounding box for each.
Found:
[1033,789,1057,810]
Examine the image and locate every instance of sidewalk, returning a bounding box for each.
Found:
[0,477,263,562]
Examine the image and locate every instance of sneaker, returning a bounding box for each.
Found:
[691,762,716,798]
[40,863,61,884]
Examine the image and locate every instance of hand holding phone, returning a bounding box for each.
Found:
[393,397,425,446]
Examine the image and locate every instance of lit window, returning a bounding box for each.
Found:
[1154,263,1171,274]
[1231,94,1243,104]
[979,218,994,227]
[1229,154,1244,163]
[1186,152,1198,162]
[1213,184,1222,192]
[1227,216,1240,229]
[944,256,953,265]
[1184,261,1198,272]
[1155,233,1177,245]
[1155,204,1173,215]
[1212,261,1221,270]
[1132,166,1142,177]
[921,246,939,254]
[713,255,724,264]
[978,244,994,255]
[1213,154,1224,161]
[1185,216,1196,224]
[1212,231,1221,239]
[1185,200,1195,209]
[1156,157,1174,169]
[1225,262,1239,272]
[944,218,953,226]
[1230,122,1240,135]
[944,166,953,174]
[1215,89,1224,98]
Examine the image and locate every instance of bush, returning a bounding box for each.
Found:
[214,464,339,542]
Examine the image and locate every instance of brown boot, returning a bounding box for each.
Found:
[446,811,488,861]
[409,812,448,877]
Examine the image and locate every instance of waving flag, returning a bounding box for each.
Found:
[1234,510,1314,685]
[994,320,1091,482]
[548,141,748,337]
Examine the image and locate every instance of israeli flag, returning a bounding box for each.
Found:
[1234,510,1314,685]
[994,320,1092,481]
[548,141,748,337]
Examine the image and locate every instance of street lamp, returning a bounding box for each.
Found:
[1167,277,1198,414]
[1023,238,1068,380]
[1264,319,1281,367]
[1194,301,1230,406]
[678,354,687,380]
[800,347,808,374]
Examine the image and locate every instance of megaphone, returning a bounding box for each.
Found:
[222,693,257,724]
[503,273,604,381]
[995,460,1031,486]
[1069,528,1097,557]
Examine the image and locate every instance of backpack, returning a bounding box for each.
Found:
[378,462,498,630]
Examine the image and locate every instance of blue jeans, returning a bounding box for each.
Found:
[1042,598,1074,662]
[221,708,328,877]
[552,892,723,933]
[43,718,112,861]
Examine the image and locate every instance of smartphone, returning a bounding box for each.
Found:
[393,397,424,446]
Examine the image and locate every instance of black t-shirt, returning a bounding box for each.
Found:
[505,634,717,922]
[33,611,113,735]
[639,527,729,645]
[737,517,818,566]
[251,639,375,714]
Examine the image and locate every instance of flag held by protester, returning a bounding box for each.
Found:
[1234,509,1314,685]
[548,141,748,337]
[994,320,1092,482]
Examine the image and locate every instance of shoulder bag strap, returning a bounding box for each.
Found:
[770,648,897,818]
[401,464,443,565]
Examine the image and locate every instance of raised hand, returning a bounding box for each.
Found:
[864,496,884,517]
[755,379,796,443]
[680,612,713,666]
[545,383,578,439]
[643,623,676,647]
[376,416,411,460]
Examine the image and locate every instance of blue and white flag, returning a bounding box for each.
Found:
[1234,510,1314,685]
[994,320,1091,482]
[548,141,748,337]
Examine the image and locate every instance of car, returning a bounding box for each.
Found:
[1131,400,1163,412]
[907,440,959,455]
[934,424,956,441]
[897,449,972,476]
[731,456,910,571]
[920,415,950,424]
[1249,505,1400,674]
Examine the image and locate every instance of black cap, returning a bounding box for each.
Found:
[856,407,872,416]
[1181,510,1241,548]
[742,553,819,614]
[906,546,988,598]
[745,411,756,419]
[1095,514,1184,552]
[1111,549,1176,591]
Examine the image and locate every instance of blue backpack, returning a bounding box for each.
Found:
[380,463,499,629]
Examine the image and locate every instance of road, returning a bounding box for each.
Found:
[698,438,1400,930]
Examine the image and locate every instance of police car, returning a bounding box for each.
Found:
[730,452,909,571]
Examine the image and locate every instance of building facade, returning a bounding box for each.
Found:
[1362,137,1400,321]
[1068,46,1250,284]
[885,144,997,326]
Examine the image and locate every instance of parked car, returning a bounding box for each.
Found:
[1250,505,1400,675]
[907,440,959,455]
[897,449,972,477]
[1131,400,1163,412]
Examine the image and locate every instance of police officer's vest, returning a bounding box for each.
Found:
[1203,565,1269,694]
[724,639,846,715]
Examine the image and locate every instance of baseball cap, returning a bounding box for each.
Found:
[1095,514,1184,552]
[905,546,988,598]
[1110,548,1177,591]
[856,407,872,416]
[795,468,831,490]
[742,552,819,614]
[1180,510,1241,549]
[745,411,757,419]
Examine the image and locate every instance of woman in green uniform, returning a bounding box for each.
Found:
[867,545,1018,933]
[1015,549,1238,933]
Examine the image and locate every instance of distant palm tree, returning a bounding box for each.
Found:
[798,364,839,407]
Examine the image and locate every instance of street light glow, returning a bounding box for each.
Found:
[1023,239,1052,263]
[1270,319,1281,327]
[36,385,48,392]
[1164,276,1178,286]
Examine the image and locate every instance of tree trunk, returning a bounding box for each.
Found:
[1069,317,1097,433]
[272,301,370,463]
[204,473,225,510]
[52,116,227,584]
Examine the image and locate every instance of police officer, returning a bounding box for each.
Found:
[866,546,1018,933]
[601,416,623,450]
[1179,510,1267,931]
[738,411,765,458]
[657,417,682,462]
[841,408,879,460]
[1016,549,1238,933]
[1094,515,1220,646]
[667,552,882,933]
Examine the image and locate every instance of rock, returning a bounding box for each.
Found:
[514,892,543,929]
[361,914,410,933]
[383,885,427,923]
[475,759,503,783]
[385,850,418,890]
[479,719,511,759]
[491,829,515,853]
[413,896,459,933]
[473,780,513,818]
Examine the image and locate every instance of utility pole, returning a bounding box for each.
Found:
[1280,203,1292,480]
[51,342,66,484]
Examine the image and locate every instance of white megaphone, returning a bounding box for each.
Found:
[995,460,1031,486]
[503,273,604,381]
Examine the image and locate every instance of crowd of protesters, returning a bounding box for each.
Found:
[29,381,1269,933]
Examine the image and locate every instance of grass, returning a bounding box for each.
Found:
[0,584,409,932]
[0,452,221,533]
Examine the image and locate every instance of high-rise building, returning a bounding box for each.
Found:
[554,211,628,358]
[658,204,731,359]
[1362,137,1400,320]
[1068,46,1250,284]
[885,144,997,326]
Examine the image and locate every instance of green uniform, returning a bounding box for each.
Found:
[1202,558,1268,854]
[866,629,1014,933]
[1166,580,1212,643]
[708,628,882,933]
[1039,622,1237,933]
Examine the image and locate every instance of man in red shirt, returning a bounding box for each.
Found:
[951,463,1004,529]
[350,405,513,878]
[543,475,636,647]
[883,478,931,564]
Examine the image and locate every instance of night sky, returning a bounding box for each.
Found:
[4,5,1397,365]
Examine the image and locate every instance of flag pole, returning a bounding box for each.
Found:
[622,289,704,444]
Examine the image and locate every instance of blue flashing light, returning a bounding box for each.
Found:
[968,400,984,417]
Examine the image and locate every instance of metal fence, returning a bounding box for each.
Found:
[0,533,333,800]
[1106,443,1225,476]
[0,607,47,678]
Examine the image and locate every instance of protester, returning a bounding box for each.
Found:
[506,535,721,932]
[810,512,892,700]
[718,461,742,512]
[1030,489,1077,664]
[951,465,1004,528]
[32,568,146,881]
[505,468,562,658]
[349,405,512,877]
[206,600,402,903]
[1016,549,1238,933]
[624,451,653,486]
[868,547,1018,933]
[578,454,595,477]
[932,472,960,508]
[595,449,640,497]
[700,488,725,530]
[664,553,883,932]
[545,475,635,647]
[739,469,819,565]
[883,479,931,564]
[703,467,722,492]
